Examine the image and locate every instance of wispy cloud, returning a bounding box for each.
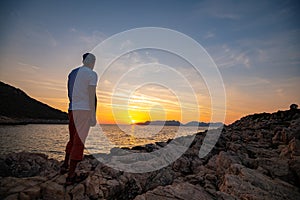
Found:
[208,28,300,71]
[203,31,215,39]
[193,0,244,20]
[120,39,134,51]
[69,28,107,49]
[22,24,58,48]
[213,13,240,20]
[45,29,57,47]
[20,79,66,93]
[79,31,106,46]
[17,62,40,70]
[210,44,251,69]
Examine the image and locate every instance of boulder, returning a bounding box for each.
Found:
[85,175,103,199]
[0,152,59,178]
[134,182,213,200]
[219,164,300,200]
[0,176,46,199]
[40,181,65,200]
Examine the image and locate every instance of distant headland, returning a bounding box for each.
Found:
[0,81,68,125]
[134,120,223,127]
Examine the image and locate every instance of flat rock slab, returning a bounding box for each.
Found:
[134,182,213,200]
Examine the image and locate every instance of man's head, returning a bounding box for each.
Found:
[82,53,96,69]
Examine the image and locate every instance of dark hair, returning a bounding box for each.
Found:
[83,53,91,61]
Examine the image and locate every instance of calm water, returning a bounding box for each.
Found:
[0,124,206,160]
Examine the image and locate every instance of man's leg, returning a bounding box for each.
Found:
[62,153,70,168]
[67,110,91,178]
[68,159,80,178]
[61,111,75,173]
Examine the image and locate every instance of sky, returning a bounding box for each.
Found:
[0,0,299,125]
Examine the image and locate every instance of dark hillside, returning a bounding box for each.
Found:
[0,81,67,123]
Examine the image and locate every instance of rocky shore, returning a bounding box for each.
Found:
[1,108,300,200]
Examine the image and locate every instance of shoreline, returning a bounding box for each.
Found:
[0,118,69,125]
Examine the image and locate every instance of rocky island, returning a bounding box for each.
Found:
[0,106,300,199]
[134,120,223,127]
[134,120,182,126]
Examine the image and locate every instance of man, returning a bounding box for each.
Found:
[61,53,98,185]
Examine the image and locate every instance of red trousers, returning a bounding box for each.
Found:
[65,110,91,161]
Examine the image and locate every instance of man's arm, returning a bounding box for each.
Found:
[88,85,97,126]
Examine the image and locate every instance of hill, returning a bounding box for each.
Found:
[0,81,68,124]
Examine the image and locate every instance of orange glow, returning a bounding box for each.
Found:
[37,92,217,125]
[31,82,290,126]
[35,94,229,125]
[27,93,295,125]
[95,86,207,124]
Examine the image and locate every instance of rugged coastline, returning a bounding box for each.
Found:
[0,108,300,199]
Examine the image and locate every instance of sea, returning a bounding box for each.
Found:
[0,124,206,161]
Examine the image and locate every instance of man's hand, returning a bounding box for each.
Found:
[88,85,97,127]
[90,113,97,127]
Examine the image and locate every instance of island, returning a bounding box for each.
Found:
[134,120,223,127]
[134,120,182,126]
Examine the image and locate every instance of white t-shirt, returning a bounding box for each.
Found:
[68,66,98,110]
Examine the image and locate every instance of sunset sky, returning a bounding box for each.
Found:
[0,0,299,125]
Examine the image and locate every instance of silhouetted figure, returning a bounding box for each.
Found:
[61,53,98,185]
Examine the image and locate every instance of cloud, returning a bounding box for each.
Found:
[213,13,240,20]
[97,50,162,90]
[120,39,134,51]
[68,28,107,50]
[207,28,300,71]
[209,44,252,69]
[203,31,215,39]
[193,0,244,20]
[19,78,66,93]
[79,31,106,46]
[21,24,58,48]
[69,28,77,33]
[232,76,271,87]
[17,62,40,70]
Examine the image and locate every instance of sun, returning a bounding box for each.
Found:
[131,119,136,124]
